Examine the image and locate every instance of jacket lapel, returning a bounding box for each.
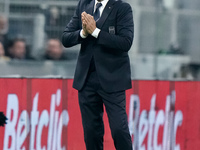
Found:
[96,0,116,29]
[85,0,95,15]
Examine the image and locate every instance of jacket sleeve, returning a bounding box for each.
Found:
[96,2,134,52]
[62,0,84,48]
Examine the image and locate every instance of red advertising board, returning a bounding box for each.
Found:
[0,79,200,150]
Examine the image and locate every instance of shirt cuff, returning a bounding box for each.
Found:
[91,28,101,38]
[80,29,88,38]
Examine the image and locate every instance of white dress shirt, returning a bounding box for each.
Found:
[80,0,109,39]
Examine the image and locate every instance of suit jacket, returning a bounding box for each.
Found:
[62,0,134,93]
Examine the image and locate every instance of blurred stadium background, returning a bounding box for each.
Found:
[0,0,200,80]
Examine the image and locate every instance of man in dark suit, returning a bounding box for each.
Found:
[62,0,134,149]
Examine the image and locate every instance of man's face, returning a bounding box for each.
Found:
[11,41,26,59]
[46,39,63,60]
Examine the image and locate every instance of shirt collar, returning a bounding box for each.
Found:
[95,0,109,8]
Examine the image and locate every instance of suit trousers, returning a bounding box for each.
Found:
[78,70,133,150]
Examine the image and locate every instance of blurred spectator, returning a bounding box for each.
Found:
[157,43,183,55]
[44,6,67,39]
[8,38,33,60]
[43,39,67,60]
[0,15,9,54]
[48,7,60,26]
[180,65,194,80]
[168,43,183,54]
[0,42,10,60]
[45,6,61,38]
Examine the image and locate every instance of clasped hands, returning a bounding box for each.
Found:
[81,12,96,36]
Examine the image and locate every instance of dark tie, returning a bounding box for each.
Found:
[94,3,102,21]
